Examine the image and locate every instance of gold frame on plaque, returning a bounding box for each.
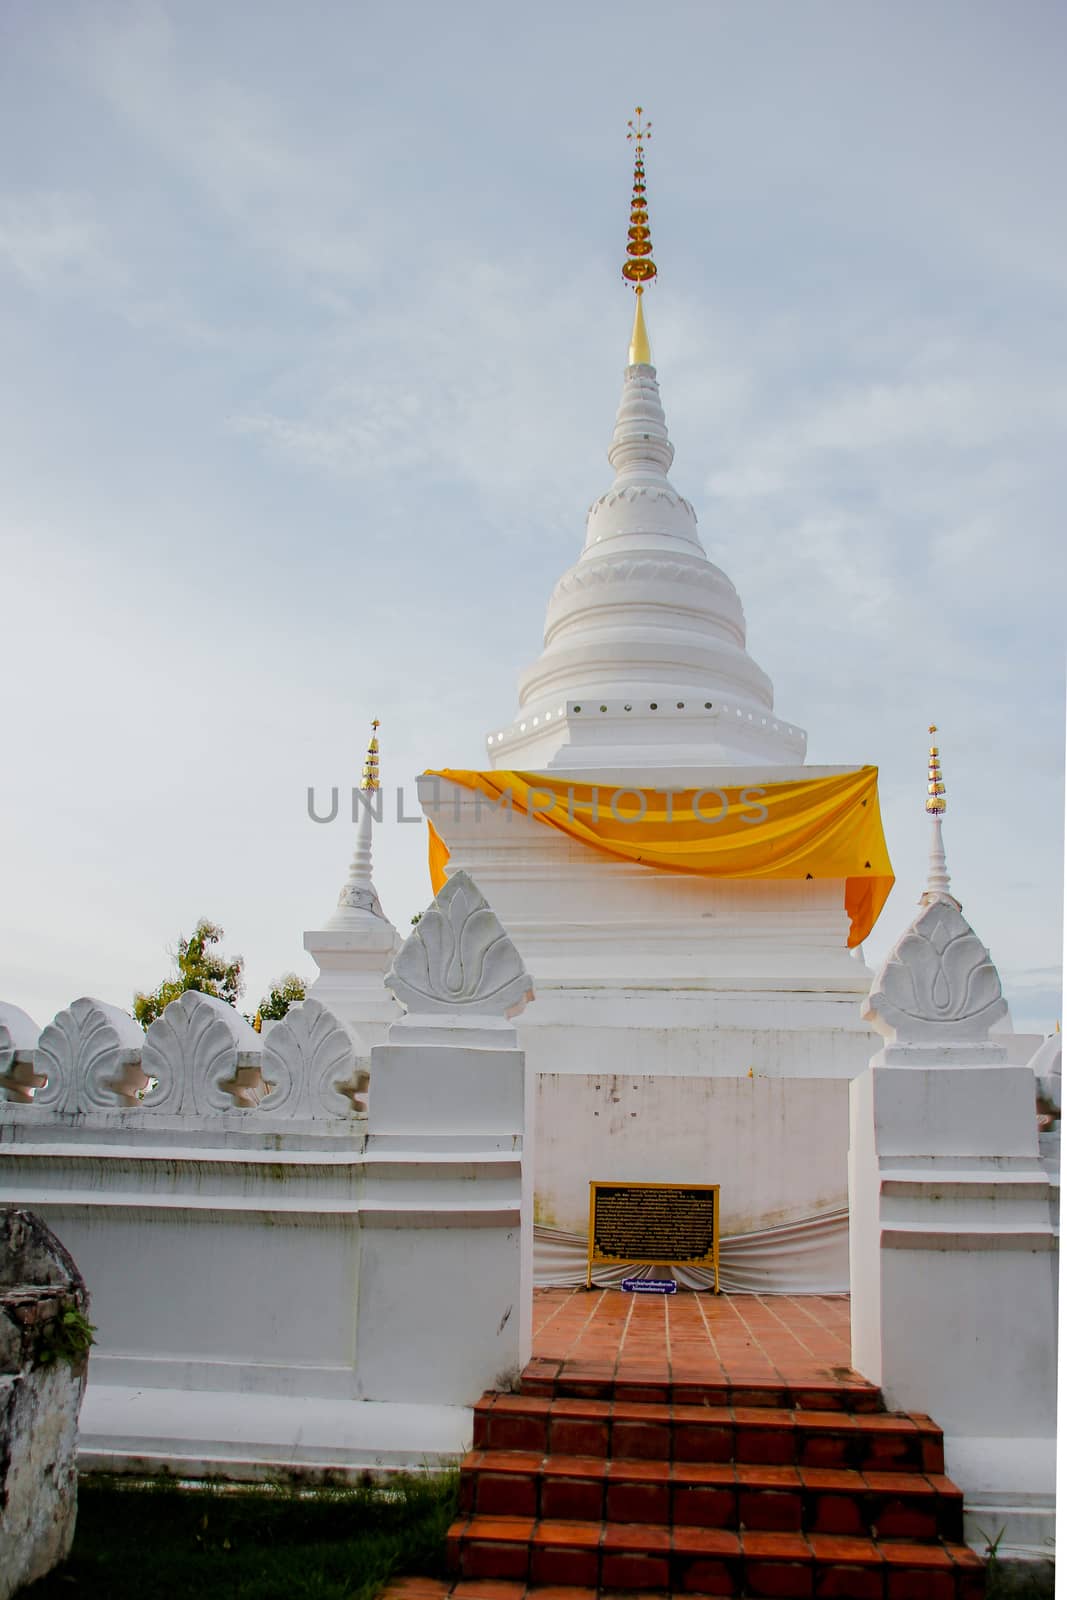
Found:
[586,1180,721,1294]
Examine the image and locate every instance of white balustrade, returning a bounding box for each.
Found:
[1,992,367,1120]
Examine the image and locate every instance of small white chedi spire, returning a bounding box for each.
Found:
[920,725,960,908]
[326,720,388,928]
[864,725,1010,1045]
[304,719,401,1037]
[487,108,806,772]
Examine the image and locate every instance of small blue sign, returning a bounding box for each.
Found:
[621,1278,677,1295]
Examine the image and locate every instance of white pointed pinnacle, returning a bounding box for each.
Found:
[350,796,376,888]
[921,726,959,909]
[923,814,955,905]
[325,724,388,930]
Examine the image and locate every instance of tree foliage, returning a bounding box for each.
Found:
[255,973,307,1023]
[133,919,244,1030]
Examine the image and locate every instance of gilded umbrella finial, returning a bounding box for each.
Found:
[921,723,957,906]
[361,719,381,793]
[926,724,946,816]
[623,107,656,365]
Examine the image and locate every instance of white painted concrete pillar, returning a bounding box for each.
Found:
[849,895,1057,1557]
[356,870,534,1405]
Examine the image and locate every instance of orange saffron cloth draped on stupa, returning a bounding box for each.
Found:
[424,766,894,948]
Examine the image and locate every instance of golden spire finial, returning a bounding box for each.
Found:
[926,723,946,815]
[623,107,657,364]
[361,718,381,793]
[921,722,957,905]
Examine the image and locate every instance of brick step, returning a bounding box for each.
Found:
[446,1515,985,1598]
[460,1450,964,1541]
[474,1395,945,1475]
[522,1362,885,1414]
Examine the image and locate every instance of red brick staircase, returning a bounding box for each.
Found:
[444,1363,985,1599]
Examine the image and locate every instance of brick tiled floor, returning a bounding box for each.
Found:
[382,1292,984,1600]
[532,1286,853,1387]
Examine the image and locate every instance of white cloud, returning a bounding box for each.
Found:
[65,2,376,283]
[0,191,124,293]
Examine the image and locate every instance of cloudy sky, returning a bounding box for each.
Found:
[2,1,1063,1035]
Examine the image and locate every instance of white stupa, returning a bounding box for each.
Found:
[489,291,806,773]
[418,115,885,1285]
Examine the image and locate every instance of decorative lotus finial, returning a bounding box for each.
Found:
[623,107,656,366]
[361,719,381,793]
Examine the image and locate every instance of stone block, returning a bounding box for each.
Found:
[0,1207,89,1600]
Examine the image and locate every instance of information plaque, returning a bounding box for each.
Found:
[587,1181,720,1293]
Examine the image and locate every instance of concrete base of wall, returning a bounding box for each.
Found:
[948,1434,1058,1563]
[78,1386,472,1480]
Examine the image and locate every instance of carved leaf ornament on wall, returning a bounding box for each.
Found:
[387,870,534,1018]
[262,997,367,1117]
[865,899,1007,1042]
[2,991,367,1118]
[141,991,259,1114]
[35,997,148,1111]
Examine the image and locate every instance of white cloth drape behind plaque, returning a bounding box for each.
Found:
[534,1208,849,1295]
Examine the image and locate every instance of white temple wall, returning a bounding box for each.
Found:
[0,1108,375,1461]
[39,1199,363,1400]
[0,945,533,1476]
[357,1223,524,1402]
[521,1008,878,1079]
[535,1072,848,1238]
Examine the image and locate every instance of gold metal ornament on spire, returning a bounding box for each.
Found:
[623,107,656,290]
[623,107,657,364]
[361,718,381,793]
[926,724,946,815]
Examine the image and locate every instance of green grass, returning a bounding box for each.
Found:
[22,1472,459,1600]
[985,1556,1056,1600]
